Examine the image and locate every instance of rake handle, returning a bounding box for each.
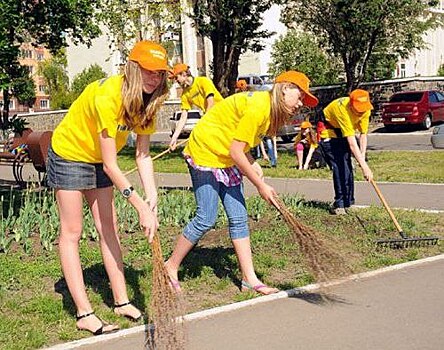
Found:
[370,179,406,238]
[123,138,188,176]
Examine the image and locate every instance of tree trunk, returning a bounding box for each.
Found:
[1,90,10,130]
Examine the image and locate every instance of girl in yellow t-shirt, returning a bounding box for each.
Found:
[47,41,170,335]
[294,121,318,170]
[165,71,318,295]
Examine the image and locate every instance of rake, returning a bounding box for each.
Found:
[124,138,188,176]
[370,179,439,249]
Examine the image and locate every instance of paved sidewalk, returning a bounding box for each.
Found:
[47,255,444,350]
[152,173,444,211]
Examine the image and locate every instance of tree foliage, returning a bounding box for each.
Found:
[191,0,277,96]
[38,51,74,110]
[281,0,443,91]
[269,30,342,86]
[0,0,100,128]
[97,0,181,60]
[438,63,444,76]
[71,64,107,99]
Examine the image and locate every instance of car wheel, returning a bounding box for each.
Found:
[422,114,432,130]
[280,135,294,143]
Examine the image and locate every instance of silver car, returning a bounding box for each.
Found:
[169,109,202,137]
[431,124,444,149]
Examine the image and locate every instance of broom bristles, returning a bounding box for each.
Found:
[146,233,186,349]
[274,196,350,283]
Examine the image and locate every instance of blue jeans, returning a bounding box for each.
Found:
[264,137,276,167]
[183,165,249,244]
[320,138,355,208]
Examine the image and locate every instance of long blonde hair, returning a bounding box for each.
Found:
[121,61,169,129]
[268,82,296,136]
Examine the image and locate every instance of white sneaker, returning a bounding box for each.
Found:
[329,207,347,215]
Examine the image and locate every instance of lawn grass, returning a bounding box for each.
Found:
[118,145,444,183]
[0,190,443,349]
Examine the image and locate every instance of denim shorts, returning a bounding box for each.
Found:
[46,145,113,190]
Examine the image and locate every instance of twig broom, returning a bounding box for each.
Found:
[123,140,188,349]
[273,196,351,283]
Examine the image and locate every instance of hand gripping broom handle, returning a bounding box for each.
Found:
[370,178,407,239]
[123,139,188,176]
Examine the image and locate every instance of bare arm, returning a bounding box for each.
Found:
[135,134,157,210]
[358,133,368,160]
[170,109,188,150]
[259,141,269,161]
[230,140,279,208]
[100,130,158,242]
[347,135,373,181]
[303,146,315,170]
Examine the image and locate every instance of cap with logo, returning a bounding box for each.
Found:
[128,41,169,71]
[275,71,319,107]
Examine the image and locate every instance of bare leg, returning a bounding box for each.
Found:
[164,234,194,282]
[85,187,141,320]
[297,149,304,169]
[232,237,278,295]
[56,189,118,333]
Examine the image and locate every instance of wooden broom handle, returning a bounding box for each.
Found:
[123,138,188,176]
[370,178,404,233]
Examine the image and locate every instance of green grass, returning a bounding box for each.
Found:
[0,190,443,349]
[118,145,444,183]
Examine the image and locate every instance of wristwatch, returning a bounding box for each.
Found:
[121,186,134,199]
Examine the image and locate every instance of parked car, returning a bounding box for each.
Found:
[237,74,272,91]
[277,113,306,143]
[381,90,444,130]
[431,124,444,149]
[169,109,202,137]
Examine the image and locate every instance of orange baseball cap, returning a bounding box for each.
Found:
[349,89,373,113]
[236,79,247,89]
[275,71,319,107]
[300,121,312,129]
[128,41,169,71]
[171,63,189,77]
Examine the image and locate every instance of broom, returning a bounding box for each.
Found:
[122,139,188,348]
[273,196,351,283]
[145,233,186,349]
[370,179,440,249]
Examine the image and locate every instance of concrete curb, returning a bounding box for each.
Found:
[42,254,444,350]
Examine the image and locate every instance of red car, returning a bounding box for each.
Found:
[381,90,444,130]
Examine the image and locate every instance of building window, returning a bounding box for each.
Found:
[22,49,33,59]
[36,52,44,61]
[38,85,47,93]
[400,63,406,78]
[40,99,49,109]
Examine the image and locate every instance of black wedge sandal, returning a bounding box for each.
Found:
[76,311,119,336]
[113,301,143,322]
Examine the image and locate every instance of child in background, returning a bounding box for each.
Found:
[164,71,318,295]
[294,121,318,170]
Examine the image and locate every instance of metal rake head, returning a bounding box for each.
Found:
[376,236,440,249]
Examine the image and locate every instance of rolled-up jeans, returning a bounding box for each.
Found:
[183,165,249,244]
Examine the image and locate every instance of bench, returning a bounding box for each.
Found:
[26,131,53,185]
[0,130,52,187]
[0,129,33,186]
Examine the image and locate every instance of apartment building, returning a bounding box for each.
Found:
[1,43,52,114]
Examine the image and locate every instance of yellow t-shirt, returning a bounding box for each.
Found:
[320,97,370,138]
[52,75,155,163]
[181,76,223,112]
[184,91,271,168]
[294,132,318,149]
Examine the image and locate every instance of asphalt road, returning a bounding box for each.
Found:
[152,127,437,151]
